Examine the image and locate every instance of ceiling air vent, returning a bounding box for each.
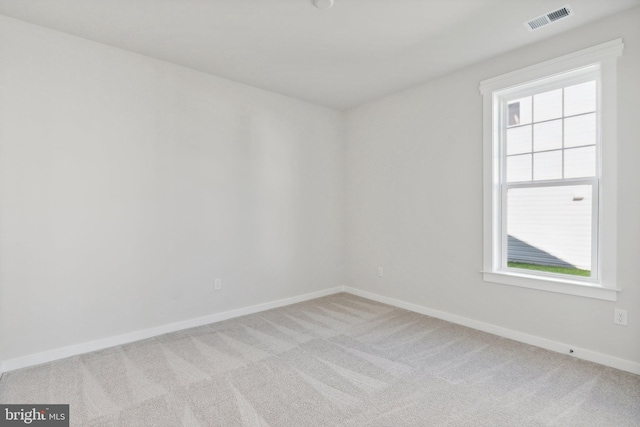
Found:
[524,5,574,32]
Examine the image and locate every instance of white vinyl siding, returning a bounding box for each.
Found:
[506,184,593,270]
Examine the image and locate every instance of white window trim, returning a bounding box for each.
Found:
[479,39,623,302]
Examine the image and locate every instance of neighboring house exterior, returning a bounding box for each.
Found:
[507,185,592,270]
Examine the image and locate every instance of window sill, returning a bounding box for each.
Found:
[481,270,620,301]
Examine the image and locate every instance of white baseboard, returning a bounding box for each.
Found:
[343,287,640,376]
[0,286,345,375]
[2,285,638,377]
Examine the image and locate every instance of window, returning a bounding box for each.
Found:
[480,40,623,301]
[503,70,598,279]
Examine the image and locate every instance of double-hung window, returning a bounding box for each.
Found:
[480,40,623,301]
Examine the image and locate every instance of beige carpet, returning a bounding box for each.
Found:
[1,293,639,426]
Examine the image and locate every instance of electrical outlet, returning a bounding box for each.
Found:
[377,267,383,277]
[214,278,222,291]
[614,308,627,326]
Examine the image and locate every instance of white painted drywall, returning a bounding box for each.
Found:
[345,7,640,365]
[0,15,344,362]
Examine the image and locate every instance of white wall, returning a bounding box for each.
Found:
[345,7,640,365]
[0,15,344,362]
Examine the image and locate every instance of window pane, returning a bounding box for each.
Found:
[507,185,592,276]
[507,125,531,155]
[564,81,596,116]
[508,97,532,126]
[534,150,562,181]
[564,146,596,178]
[507,154,531,182]
[533,120,562,152]
[534,89,562,122]
[565,113,596,148]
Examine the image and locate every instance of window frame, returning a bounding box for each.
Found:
[479,39,623,301]
[499,67,600,283]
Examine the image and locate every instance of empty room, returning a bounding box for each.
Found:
[0,0,639,426]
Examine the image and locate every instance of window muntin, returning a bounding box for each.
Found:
[504,78,598,185]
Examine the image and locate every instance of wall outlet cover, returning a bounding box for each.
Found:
[614,308,628,326]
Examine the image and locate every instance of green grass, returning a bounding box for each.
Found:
[508,261,591,277]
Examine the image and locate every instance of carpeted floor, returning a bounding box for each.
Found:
[1,292,639,426]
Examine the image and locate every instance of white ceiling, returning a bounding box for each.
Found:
[0,0,638,110]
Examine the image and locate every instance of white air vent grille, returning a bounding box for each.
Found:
[524,5,574,32]
[547,7,571,21]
